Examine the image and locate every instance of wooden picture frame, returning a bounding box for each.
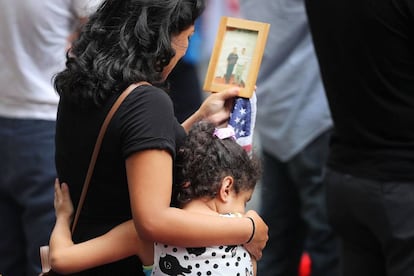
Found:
[203,16,270,98]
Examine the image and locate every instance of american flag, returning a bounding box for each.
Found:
[228,93,257,155]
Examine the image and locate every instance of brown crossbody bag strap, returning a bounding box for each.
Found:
[71,81,151,233]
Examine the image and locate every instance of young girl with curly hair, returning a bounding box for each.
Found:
[49,121,261,275]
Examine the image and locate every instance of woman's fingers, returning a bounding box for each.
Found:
[243,210,269,260]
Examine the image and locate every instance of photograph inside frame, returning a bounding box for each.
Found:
[203,16,270,98]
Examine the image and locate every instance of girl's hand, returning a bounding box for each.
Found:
[243,210,268,260]
[54,179,74,223]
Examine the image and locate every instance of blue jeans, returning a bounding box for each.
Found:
[257,130,339,276]
[0,117,56,276]
[326,169,414,276]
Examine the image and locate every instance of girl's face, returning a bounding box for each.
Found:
[219,189,254,215]
[161,25,195,80]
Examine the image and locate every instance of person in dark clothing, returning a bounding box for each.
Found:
[50,0,268,274]
[224,47,239,84]
[305,0,414,275]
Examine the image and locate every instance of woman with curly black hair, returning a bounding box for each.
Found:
[49,0,267,275]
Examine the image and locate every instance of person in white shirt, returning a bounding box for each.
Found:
[0,1,100,275]
[234,47,249,87]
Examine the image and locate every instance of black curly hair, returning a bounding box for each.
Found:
[54,0,205,107]
[173,121,262,207]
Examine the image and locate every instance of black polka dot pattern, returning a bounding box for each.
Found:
[152,243,253,275]
[151,214,253,275]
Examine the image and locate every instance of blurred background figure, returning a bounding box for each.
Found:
[0,1,100,275]
[239,0,339,275]
[200,0,240,63]
[306,0,414,275]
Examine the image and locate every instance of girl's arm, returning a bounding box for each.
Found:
[49,181,153,274]
[126,149,268,260]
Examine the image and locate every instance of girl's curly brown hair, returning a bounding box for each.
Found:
[173,121,262,207]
